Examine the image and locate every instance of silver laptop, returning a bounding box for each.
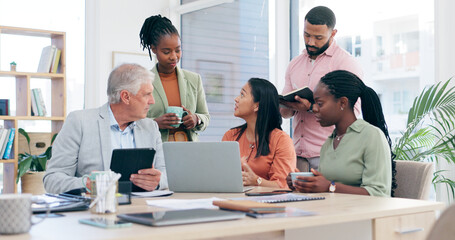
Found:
[163,141,247,193]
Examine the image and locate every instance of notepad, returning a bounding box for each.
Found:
[236,193,325,203]
[213,200,286,214]
[246,207,316,218]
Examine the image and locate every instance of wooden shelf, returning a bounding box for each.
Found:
[0,71,64,79]
[0,159,16,164]
[0,116,65,121]
[0,25,64,38]
[0,25,66,194]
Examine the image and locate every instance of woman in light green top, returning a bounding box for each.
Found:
[290,70,396,197]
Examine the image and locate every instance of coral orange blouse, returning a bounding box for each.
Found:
[222,128,296,188]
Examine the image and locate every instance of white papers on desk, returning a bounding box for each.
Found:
[132,190,174,198]
[146,197,224,210]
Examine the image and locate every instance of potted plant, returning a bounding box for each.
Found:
[17,128,57,194]
[393,78,455,202]
[10,61,16,71]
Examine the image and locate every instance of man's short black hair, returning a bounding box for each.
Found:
[305,6,336,29]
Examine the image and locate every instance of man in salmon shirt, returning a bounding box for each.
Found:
[280,6,363,172]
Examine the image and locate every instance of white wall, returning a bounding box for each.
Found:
[85,0,170,109]
[435,0,455,205]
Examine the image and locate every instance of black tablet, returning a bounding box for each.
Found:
[110,148,155,192]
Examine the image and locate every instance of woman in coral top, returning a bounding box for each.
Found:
[222,78,296,188]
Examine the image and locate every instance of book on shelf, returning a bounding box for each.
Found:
[31,88,46,116]
[0,128,8,157]
[2,128,15,159]
[0,129,10,158]
[35,88,47,116]
[31,90,38,116]
[212,200,286,214]
[0,99,9,115]
[31,89,42,116]
[51,48,61,74]
[37,45,56,73]
[279,86,314,103]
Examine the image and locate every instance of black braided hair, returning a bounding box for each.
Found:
[319,70,397,196]
[139,15,179,61]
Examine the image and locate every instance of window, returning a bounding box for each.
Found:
[297,0,434,142]
[180,0,270,141]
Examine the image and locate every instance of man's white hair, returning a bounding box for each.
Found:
[107,63,154,104]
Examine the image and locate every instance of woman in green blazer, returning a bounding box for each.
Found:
[140,15,210,142]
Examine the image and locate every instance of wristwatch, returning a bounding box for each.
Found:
[329,181,336,193]
[197,115,202,126]
[256,176,263,186]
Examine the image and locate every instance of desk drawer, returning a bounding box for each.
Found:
[373,211,435,240]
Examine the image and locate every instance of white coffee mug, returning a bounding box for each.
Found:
[0,194,33,234]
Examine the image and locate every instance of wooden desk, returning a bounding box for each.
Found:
[3,192,444,240]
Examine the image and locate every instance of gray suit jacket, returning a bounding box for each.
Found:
[44,103,168,194]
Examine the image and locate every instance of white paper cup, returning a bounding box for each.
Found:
[291,172,314,182]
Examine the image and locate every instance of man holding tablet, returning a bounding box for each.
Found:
[44,63,167,194]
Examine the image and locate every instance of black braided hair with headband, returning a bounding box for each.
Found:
[139,15,179,61]
[319,70,397,196]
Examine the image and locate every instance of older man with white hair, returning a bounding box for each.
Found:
[44,63,167,194]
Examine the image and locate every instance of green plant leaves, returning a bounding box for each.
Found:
[394,78,455,199]
[16,129,58,182]
[17,155,32,183]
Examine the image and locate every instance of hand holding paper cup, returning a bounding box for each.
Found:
[291,172,314,182]
[166,106,188,128]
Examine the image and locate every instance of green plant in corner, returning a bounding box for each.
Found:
[16,128,57,183]
[393,78,455,200]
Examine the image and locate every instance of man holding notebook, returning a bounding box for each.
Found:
[44,63,167,194]
[280,6,363,172]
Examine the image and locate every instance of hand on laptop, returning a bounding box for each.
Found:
[130,168,161,191]
[242,163,258,186]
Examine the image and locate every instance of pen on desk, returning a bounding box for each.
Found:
[273,189,292,192]
[45,193,80,202]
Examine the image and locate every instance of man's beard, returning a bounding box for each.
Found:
[306,38,331,57]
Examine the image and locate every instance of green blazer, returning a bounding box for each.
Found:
[147,66,210,142]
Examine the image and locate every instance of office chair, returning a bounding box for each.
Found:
[426,203,455,240]
[394,160,433,200]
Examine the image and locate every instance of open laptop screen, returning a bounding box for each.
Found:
[163,142,244,193]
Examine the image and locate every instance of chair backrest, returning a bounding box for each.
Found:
[394,160,433,200]
[426,203,455,240]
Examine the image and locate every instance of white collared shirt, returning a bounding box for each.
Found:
[108,105,136,149]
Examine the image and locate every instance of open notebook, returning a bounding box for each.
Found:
[236,193,325,203]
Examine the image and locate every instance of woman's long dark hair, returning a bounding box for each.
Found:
[139,14,179,61]
[319,70,397,196]
[233,78,282,158]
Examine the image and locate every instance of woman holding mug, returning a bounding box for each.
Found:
[290,70,396,197]
[140,15,210,142]
[223,78,296,188]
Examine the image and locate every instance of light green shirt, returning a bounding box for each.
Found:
[319,119,392,197]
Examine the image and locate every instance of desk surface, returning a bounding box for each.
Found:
[3,191,445,240]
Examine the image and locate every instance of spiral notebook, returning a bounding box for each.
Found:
[236,193,325,203]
